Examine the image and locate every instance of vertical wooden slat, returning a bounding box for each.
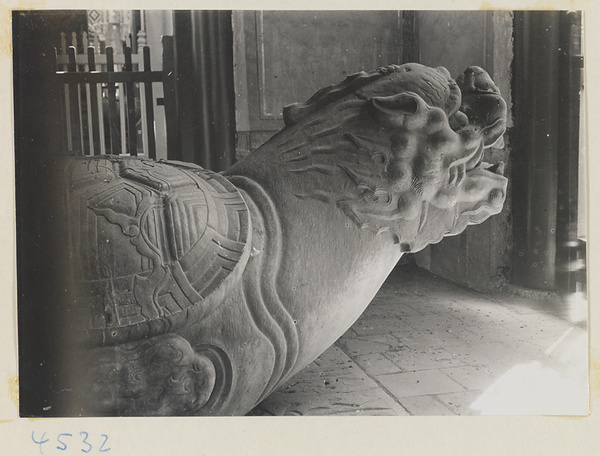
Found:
[118,43,127,155]
[60,32,66,55]
[87,47,102,155]
[143,46,156,159]
[106,47,120,155]
[97,82,107,155]
[67,46,82,154]
[162,35,178,160]
[56,31,172,159]
[118,84,127,154]
[77,44,91,155]
[123,46,138,156]
[136,12,149,156]
[71,32,86,155]
[60,34,73,151]
[84,83,94,155]
[54,47,68,152]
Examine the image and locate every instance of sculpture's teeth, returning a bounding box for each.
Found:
[484,162,505,176]
[465,144,484,172]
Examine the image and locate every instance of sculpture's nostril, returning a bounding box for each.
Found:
[427,109,445,125]
[489,189,505,207]
[395,95,419,115]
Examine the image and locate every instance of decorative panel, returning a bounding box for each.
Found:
[255,11,402,121]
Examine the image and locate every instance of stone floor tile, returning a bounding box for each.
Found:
[401,313,467,333]
[440,365,498,391]
[435,390,485,415]
[288,347,381,393]
[450,341,527,368]
[351,317,414,336]
[251,389,410,416]
[366,292,424,317]
[385,346,464,371]
[444,327,488,346]
[353,353,402,376]
[396,329,470,351]
[452,306,521,327]
[403,300,456,315]
[499,317,570,341]
[398,395,456,416]
[375,369,465,398]
[336,337,397,356]
[339,329,402,346]
[362,304,423,319]
[355,333,404,346]
[249,345,410,416]
[463,324,531,346]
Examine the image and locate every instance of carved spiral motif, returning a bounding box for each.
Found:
[83,334,232,416]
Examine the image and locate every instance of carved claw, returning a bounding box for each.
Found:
[454,66,507,148]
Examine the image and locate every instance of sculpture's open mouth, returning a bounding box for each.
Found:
[467,146,505,177]
[448,145,505,188]
[481,161,505,176]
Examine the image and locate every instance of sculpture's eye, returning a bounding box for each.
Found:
[372,92,420,117]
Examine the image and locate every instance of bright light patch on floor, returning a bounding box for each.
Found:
[470,331,588,415]
[561,292,588,325]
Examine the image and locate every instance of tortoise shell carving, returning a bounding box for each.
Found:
[64,156,250,345]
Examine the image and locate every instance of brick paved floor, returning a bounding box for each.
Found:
[249,264,588,416]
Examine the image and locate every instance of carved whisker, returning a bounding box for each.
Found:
[288,165,345,175]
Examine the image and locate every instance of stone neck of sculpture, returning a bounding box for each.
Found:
[224,98,504,256]
[224,108,410,370]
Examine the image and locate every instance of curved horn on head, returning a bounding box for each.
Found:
[455,66,507,147]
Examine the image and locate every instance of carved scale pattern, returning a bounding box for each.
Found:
[62,156,246,415]
[65,156,250,345]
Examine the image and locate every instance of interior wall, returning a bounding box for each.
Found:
[413,11,514,292]
[232,10,413,160]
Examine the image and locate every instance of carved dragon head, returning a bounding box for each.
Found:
[279,63,508,252]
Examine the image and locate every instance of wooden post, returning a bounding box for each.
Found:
[162,35,178,160]
[106,47,120,154]
[123,46,138,156]
[143,46,156,159]
[67,46,82,154]
[87,47,102,155]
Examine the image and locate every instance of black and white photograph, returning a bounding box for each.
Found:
[5,3,599,455]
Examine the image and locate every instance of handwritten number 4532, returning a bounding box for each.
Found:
[32,431,110,454]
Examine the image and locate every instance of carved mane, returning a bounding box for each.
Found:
[272,64,506,252]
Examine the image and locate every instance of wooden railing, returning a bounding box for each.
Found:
[54,34,176,159]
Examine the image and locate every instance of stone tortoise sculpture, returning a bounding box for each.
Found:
[56,63,507,416]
